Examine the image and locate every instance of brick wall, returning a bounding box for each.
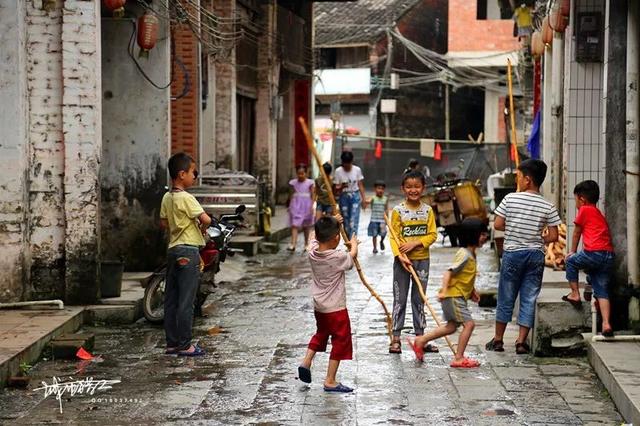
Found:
[25,0,66,300]
[171,24,199,163]
[448,0,518,52]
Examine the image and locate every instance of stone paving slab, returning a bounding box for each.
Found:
[587,338,640,425]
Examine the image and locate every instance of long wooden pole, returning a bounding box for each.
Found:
[507,58,521,167]
[383,213,456,353]
[298,117,393,343]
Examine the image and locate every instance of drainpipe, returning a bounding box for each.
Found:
[627,0,640,324]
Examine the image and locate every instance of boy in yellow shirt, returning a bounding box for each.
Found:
[407,218,489,368]
[388,171,437,354]
[160,153,211,357]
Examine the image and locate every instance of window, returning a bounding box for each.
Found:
[477,0,512,20]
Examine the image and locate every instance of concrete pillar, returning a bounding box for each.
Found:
[0,1,28,302]
[541,46,553,201]
[254,1,279,196]
[547,32,564,213]
[603,0,628,315]
[276,82,295,204]
[626,0,640,322]
[214,0,237,170]
[483,90,499,142]
[62,1,102,304]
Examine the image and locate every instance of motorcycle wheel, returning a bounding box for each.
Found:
[143,274,165,324]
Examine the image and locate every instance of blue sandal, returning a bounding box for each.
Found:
[178,345,206,357]
[323,383,353,393]
[298,366,312,383]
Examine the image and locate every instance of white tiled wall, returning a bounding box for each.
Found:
[563,0,607,245]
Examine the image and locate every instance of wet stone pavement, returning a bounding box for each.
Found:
[0,214,623,425]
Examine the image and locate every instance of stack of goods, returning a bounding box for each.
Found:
[544,223,567,269]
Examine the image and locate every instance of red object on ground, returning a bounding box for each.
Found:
[374,140,382,159]
[137,12,159,58]
[434,143,442,160]
[76,347,94,360]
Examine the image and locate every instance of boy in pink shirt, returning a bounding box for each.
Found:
[298,215,358,393]
[563,180,615,336]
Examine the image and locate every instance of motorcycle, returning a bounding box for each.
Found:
[142,205,246,324]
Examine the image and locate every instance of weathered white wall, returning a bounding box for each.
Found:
[0,0,28,302]
[61,0,102,303]
[100,3,170,270]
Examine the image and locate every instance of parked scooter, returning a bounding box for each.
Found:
[142,205,246,324]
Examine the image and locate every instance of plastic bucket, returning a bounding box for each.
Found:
[100,261,124,298]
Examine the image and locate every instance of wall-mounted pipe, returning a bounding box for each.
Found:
[0,300,64,310]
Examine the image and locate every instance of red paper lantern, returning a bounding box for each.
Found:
[531,31,544,57]
[103,0,126,17]
[549,7,569,33]
[541,16,553,44]
[137,12,159,58]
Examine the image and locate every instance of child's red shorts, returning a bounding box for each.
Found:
[308,309,352,361]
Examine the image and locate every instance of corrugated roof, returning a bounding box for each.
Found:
[314,0,422,47]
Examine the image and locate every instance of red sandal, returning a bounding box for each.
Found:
[450,357,480,368]
[406,338,424,362]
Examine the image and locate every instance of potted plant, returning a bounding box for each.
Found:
[7,362,32,388]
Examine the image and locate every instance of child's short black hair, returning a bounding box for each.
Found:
[315,216,340,243]
[574,180,600,204]
[402,170,426,186]
[374,180,386,188]
[168,152,195,179]
[296,163,308,173]
[517,159,547,187]
[322,162,333,175]
[457,217,489,247]
[340,151,354,164]
[408,158,419,168]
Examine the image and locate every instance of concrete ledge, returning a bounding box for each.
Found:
[586,337,640,425]
[532,287,591,356]
[0,308,84,387]
[84,304,142,325]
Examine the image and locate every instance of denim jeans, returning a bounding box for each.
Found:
[496,250,545,328]
[164,245,200,350]
[339,192,361,238]
[565,250,614,299]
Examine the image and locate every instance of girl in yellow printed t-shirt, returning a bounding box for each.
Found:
[388,171,437,354]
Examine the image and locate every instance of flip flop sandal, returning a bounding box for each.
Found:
[450,358,480,368]
[323,383,354,393]
[165,347,179,355]
[423,343,439,353]
[515,342,531,355]
[178,345,206,357]
[602,329,614,337]
[485,338,504,352]
[562,294,582,309]
[388,340,402,354]
[406,338,424,362]
[298,366,312,384]
[286,246,295,252]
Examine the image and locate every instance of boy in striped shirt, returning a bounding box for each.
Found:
[486,159,561,354]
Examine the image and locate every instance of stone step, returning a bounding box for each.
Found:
[50,332,95,359]
[586,335,640,425]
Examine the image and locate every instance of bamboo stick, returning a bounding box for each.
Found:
[383,213,456,353]
[298,117,394,343]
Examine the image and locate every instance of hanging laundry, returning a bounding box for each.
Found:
[527,110,541,159]
[420,138,436,157]
[514,4,533,37]
[374,140,383,159]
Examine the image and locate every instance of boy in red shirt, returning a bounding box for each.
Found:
[563,180,615,336]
